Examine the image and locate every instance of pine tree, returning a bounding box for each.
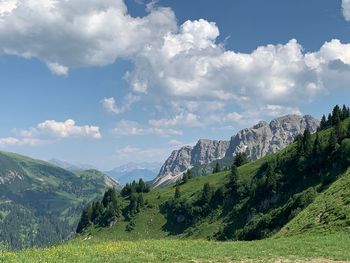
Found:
[227,164,239,192]
[234,152,249,167]
[137,179,146,193]
[102,188,117,207]
[136,193,144,212]
[213,162,221,173]
[328,130,338,152]
[174,185,181,199]
[128,193,138,216]
[182,171,189,183]
[320,115,327,130]
[312,133,322,156]
[201,183,213,206]
[76,204,92,233]
[295,134,304,156]
[332,105,341,124]
[265,159,278,193]
[91,201,104,224]
[335,121,346,143]
[302,129,312,156]
[327,113,333,127]
[341,104,349,120]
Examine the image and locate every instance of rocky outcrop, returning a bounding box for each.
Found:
[225,115,320,160]
[153,140,229,188]
[153,114,320,188]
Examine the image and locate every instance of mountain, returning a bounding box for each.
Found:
[0,151,118,249]
[153,114,320,187]
[153,139,229,187]
[105,162,162,184]
[48,158,96,171]
[225,114,320,159]
[76,109,350,248]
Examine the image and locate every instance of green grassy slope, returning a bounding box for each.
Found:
[79,118,350,243]
[80,149,287,241]
[0,151,115,249]
[277,168,350,236]
[2,232,350,262]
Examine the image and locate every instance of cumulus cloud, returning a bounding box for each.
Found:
[342,0,350,21]
[101,94,140,115]
[47,62,69,76]
[149,112,202,128]
[18,119,102,139]
[111,120,182,137]
[0,137,41,146]
[0,119,101,148]
[0,0,176,71]
[2,0,350,130]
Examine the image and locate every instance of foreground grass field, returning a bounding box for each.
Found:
[1,232,349,263]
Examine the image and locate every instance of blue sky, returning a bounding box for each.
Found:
[0,0,350,170]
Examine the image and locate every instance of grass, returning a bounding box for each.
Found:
[277,168,350,236]
[1,232,349,262]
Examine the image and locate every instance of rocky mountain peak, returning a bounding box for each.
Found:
[152,114,320,188]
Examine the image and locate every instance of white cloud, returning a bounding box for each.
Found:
[2,1,350,129]
[0,119,102,148]
[101,94,140,115]
[149,112,201,128]
[0,0,17,16]
[0,0,176,72]
[101,97,123,115]
[0,137,41,146]
[20,119,102,139]
[342,0,350,21]
[47,62,69,76]
[112,120,182,137]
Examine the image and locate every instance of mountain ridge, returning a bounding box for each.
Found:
[153,114,320,188]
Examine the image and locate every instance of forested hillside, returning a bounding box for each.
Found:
[77,105,350,243]
[0,152,116,249]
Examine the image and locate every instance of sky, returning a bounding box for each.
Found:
[1,0,350,170]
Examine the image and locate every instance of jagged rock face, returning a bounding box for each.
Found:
[153,114,320,188]
[225,115,320,160]
[153,140,229,188]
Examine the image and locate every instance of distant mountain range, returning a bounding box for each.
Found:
[48,158,96,171]
[153,114,320,187]
[0,151,118,249]
[105,162,162,185]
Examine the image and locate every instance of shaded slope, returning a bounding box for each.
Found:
[0,151,115,249]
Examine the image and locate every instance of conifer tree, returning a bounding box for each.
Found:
[213,162,221,173]
[332,105,342,125]
[327,113,333,127]
[201,183,213,206]
[128,193,138,216]
[136,193,144,212]
[312,133,322,156]
[234,152,248,167]
[227,164,239,192]
[76,204,92,233]
[91,201,104,224]
[320,114,327,130]
[295,134,304,156]
[328,130,338,152]
[174,185,181,199]
[341,104,349,120]
[102,188,117,207]
[302,129,312,156]
[335,121,346,143]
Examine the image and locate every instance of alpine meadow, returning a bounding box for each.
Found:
[1,0,350,262]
